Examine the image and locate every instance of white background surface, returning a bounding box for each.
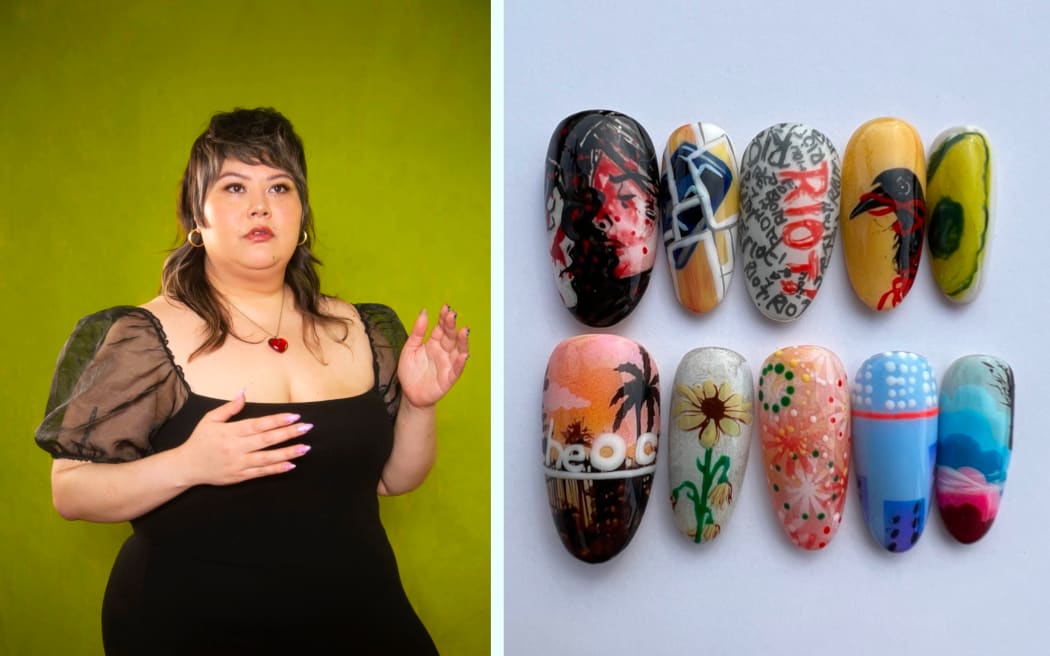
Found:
[502,1,1049,653]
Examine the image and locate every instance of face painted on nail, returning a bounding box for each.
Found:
[546,111,659,327]
[588,150,657,277]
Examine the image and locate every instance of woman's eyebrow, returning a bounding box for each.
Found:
[214,171,292,181]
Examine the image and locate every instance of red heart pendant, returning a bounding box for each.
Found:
[268,337,289,353]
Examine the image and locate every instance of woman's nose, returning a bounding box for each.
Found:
[249,193,270,217]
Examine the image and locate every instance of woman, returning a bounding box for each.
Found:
[35,108,467,654]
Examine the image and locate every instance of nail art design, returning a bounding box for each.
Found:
[936,355,1014,544]
[842,118,927,311]
[658,123,741,314]
[740,123,842,321]
[546,110,659,327]
[758,346,850,550]
[668,348,753,543]
[926,126,993,303]
[542,334,660,563]
[852,352,938,552]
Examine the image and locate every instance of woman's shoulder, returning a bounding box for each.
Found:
[321,296,406,351]
[320,296,402,328]
[65,304,168,348]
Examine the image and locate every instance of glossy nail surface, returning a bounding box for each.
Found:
[758,346,850,550]
[927,127,993,303]
[668,348,752,543]
[546,110,659,327]
[740,123,841,321]
[852,352,938,552]
[936,355,1014,544]
[659,123,741,314]
[542,334,660,563]
[842,117,927,311]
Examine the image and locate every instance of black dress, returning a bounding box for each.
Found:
[36,306,438,655]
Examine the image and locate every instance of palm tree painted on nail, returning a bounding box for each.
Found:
[609,348,660,437]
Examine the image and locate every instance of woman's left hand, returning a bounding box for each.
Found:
[397,305,469,408]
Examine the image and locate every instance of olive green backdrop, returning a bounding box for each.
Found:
[0,1,490,653]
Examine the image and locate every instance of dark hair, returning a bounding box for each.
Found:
[161,107,348,361]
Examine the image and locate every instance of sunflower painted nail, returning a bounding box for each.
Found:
[668,348,752,544]
[758,346,851,551]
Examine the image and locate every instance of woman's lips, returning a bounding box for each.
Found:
[245,227,274,242]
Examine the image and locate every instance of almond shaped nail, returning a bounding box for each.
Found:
[926,126,993,303]
[851,352,938,552]
[546,110,659,327]
[659,123,741,314]
[758,346,851,550]
[842,117,927,311]
[668,347,753,543]
[936,355,1013,544]
[740,123,842,321]
[542,334,660,563]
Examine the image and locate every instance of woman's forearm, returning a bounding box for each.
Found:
[379,399,437,496]
[51,449,193,523]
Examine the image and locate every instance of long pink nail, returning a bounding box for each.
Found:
[283,463,296,472]
[296,444,312,455]
[296,423,314,434]
[285,413,301,424]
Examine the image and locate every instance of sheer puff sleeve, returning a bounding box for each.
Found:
[355,303,407,422]
[35,307,189,463]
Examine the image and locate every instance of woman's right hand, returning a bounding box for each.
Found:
[175,391,314,486]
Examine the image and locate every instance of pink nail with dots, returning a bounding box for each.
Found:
[758,346,851,550]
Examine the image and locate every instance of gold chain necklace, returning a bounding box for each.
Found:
[224,286,289,353]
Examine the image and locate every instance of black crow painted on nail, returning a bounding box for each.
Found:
[849,168,927,309]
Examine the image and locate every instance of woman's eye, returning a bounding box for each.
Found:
[224,183,245,193]
[270,183,290,193]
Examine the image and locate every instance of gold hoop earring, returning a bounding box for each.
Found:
[187,227,204,248]
[298,230,308,246]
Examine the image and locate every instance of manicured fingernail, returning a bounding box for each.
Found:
[852,351,938,552]
[285,413,301,424]
[238,388,246,399]
[936,355,1013,544]
[283,463,296,472]
[842,117,927,311]
[659,122,741,314]
[759,346,851,550]
[668,347,752,544]
[297,423,314,434]
[296,444,312,455]
[927,126,993,303]
[740,123,841,321]
[546,110,659,327]
[542,334,660,563]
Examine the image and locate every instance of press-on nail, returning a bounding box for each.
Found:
[740,123,841,321]
[842,117,927,311]
[546,110,659,327]
[852,351,938,552]
[927,126,993,303]
[758,346,851,550]
[659,122,741,314]
[542,334,660,563]
[936,355,1013,544]
[668,347,752,543]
